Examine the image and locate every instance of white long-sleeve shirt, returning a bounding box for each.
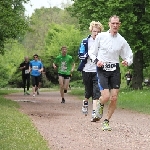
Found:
[89,31,133,66]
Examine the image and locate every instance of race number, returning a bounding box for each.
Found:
[32,66,38,70]
[25,69,29,74]
[103,62,116,71]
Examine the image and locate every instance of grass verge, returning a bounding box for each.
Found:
[0,90,49,150]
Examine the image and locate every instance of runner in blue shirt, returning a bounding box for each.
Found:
[29,54,43,97]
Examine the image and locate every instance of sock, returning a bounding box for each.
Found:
[92,110,95,114]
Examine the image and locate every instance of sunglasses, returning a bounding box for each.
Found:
[34,56,38,58]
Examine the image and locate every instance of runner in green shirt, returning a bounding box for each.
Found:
[53,46,75,103]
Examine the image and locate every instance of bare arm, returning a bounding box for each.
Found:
[71,63,75,72]
[53,63,57,69]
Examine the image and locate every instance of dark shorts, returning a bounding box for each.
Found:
[82,71,100,100]
[39,74,42,82]
[31,75,40,87]
[58,73,71,79]
[97,64,121,89]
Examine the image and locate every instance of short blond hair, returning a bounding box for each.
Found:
[89,21,104,32]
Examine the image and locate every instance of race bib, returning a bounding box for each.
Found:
[127,78,130,80]
[25,69,29,74]
[103,62,116,71]
[32,66,38,70]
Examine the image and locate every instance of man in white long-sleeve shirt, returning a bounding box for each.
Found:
[89,15,133,131]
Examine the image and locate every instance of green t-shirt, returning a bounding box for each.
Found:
[54,54,74,75]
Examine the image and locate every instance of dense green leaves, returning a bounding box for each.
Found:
[22,7,79,55]
[0,40,28,87]
[0,0,29,54]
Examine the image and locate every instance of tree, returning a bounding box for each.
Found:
[0,0,29,54]
[68,0,150,89]
[22,7,79,55]
[0,39,28,87]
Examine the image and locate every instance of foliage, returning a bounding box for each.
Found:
[0,40,28,88]
[67,0,109,30]
[45,23,82,59]
[0,0,29,54]
[22,7,79,55]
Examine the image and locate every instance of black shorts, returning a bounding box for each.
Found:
[58,73,71,79]
[97,64,121,89]
[31,75,40,87]
[82,71,100,100]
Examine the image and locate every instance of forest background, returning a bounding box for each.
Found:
[0,0,150,90]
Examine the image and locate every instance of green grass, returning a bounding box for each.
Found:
[0,90,49,150]
[70,88,150,115]
[118,89,150,114]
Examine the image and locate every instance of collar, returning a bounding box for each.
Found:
[107,30,118,37]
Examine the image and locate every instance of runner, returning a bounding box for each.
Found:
[89,15,133,130]
[19,56,30,95]
[29,54,43,97]
[53,46,75,103]
[125,70,132,86]
[77,21,104,121]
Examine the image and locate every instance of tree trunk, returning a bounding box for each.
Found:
[132,50,143,89]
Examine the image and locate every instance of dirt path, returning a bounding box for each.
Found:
[5,91,150,150]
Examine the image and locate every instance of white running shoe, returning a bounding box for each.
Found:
[91,113,100,122]
[82,106,88,113]
[82,100,88,115]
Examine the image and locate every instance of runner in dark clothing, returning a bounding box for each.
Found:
[125,71,132,86]
[19,56,30,95]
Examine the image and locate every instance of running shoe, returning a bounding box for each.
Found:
[61,98,65,103]
[95,100,104,119]
[82,106,88,114]
[91,113,100,122]
[82,100,88,115]
[102,119,112,131]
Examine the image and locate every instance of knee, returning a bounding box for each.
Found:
[110,95,117,102]
[102,95,110,102]
[59,84,64,89]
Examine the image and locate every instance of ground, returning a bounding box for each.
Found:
[5,91,150,150]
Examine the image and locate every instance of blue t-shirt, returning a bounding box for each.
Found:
[30,60,43,76]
